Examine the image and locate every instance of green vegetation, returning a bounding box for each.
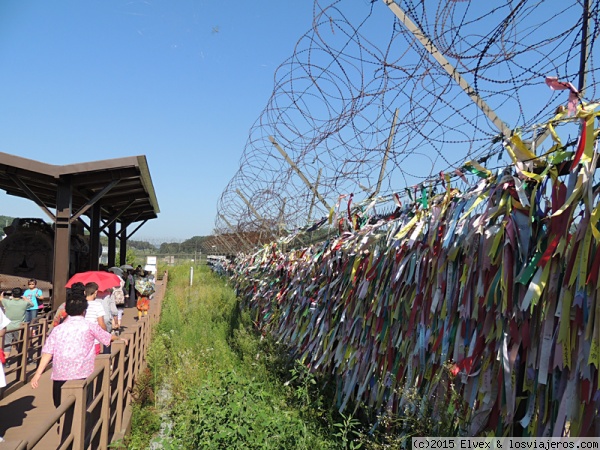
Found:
[115,248,137,267]
[0,215,14,229]
[125,264,362,449]
[157,235,209,254]
[117,264,468,448]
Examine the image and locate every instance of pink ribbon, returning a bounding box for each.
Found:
[545,76,579,115]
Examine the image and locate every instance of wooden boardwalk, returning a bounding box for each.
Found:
[0,278,165,449]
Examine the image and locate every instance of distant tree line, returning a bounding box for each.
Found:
[128,239,157,251]
[157,236,210,254]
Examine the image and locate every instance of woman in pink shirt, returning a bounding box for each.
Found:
[30,284,127,407]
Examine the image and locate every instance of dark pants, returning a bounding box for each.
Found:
[125,294,136,308]
[53,378,86,407]
[52,380,67,408]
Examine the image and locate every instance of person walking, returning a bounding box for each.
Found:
[124,270,136,308]
[112,278,125,334]
[30,286,127,407]
[96,289,118,354]
[83,282,107,355]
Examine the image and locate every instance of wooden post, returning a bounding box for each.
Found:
[132,325,141,378]
[96,354,111,448]
[121,330,135,400]
[138,318,146,368]
[61,380,87,450]
[19,325,29,385]
[112,340,126,434]
[138,321,144,372]
[40,318,48,347]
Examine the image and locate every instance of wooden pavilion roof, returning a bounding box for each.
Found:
[0,152,160,225]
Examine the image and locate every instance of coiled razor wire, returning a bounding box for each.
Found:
[214,0,600,251]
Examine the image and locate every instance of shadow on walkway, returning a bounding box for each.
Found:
[0,395,35,437]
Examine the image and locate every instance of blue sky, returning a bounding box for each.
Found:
[0,1,315,242]
[0,1,590,244]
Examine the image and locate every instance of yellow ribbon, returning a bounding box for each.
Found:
[394,214,420,240]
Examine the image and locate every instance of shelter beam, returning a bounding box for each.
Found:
[8,174,56,222]
[52,178,72,310]
[69,180,120,224]
[89,203,101,271]
[125,219,148,241]
[108,222,117,268]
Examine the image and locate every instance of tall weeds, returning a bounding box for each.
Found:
[127,265,342,449]
[127,265,460,449]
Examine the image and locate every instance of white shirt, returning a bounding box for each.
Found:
[0,309,11,387]
[84,300,106,344]
[95,295,117,332]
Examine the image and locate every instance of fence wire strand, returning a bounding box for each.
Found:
[214,0,600,249]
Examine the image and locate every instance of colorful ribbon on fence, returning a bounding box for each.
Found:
[230,113,600,437]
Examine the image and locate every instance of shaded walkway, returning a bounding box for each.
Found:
[0,276,166,449]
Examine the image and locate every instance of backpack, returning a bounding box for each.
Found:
[113,287,125,306]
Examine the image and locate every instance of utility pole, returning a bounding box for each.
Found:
[219,213,251,252]
[579,0,591,95]
[374,108,399,197]
[382,0,512,141]
[533,0,591,150]
[307,168,322,225]
[235,189,276,242]
[269,136,331,210]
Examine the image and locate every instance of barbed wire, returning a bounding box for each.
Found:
[215,0,600,249]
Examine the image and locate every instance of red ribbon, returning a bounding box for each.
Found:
[570,119,587,170]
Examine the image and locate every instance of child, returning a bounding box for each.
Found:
[24,279,43,323]
[136,296,149,320]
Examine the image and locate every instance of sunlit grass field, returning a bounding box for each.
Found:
[124,264,347,450]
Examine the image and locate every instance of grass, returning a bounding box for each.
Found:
[125,264,464,449]
[125,264,346,449]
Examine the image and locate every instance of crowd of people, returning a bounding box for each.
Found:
[31,281,127,408]
[0,264,155,441]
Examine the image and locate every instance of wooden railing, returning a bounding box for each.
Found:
[5,273,165,450]
[3,313,53,397]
